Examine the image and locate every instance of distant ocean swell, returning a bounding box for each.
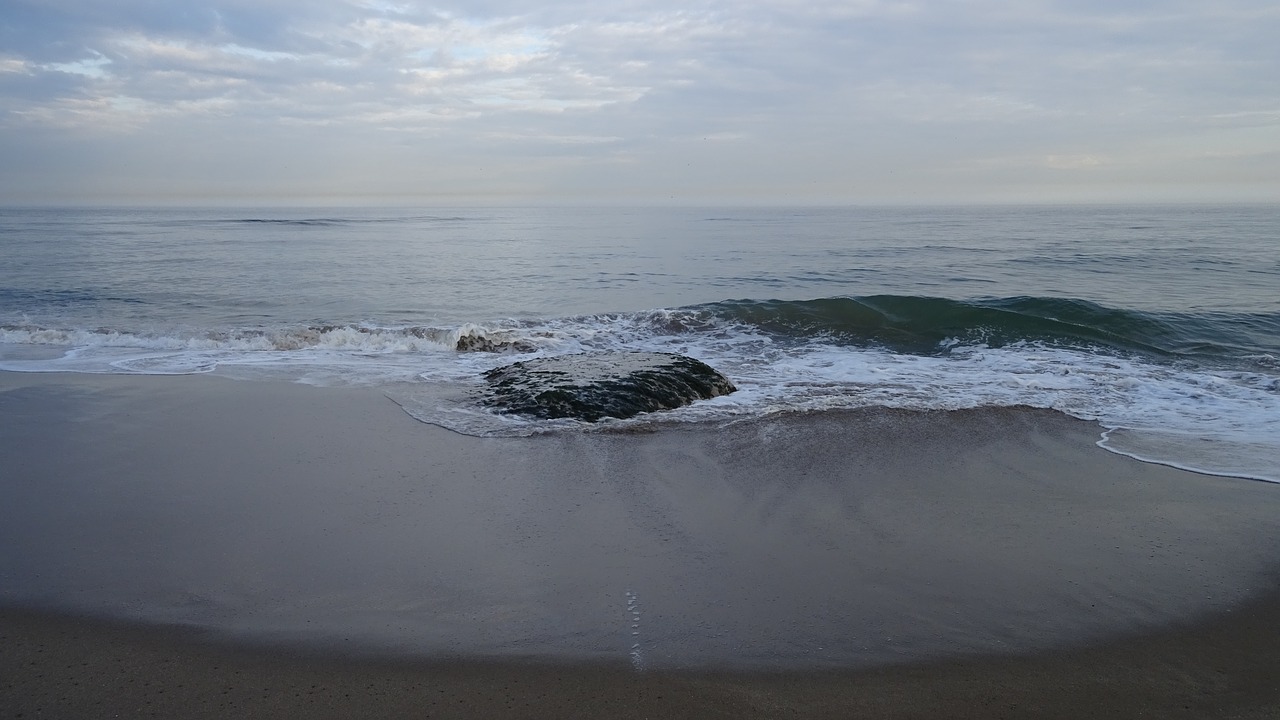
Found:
[223,215,468,227]
[2,295,1277,483]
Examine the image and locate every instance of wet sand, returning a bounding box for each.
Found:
[4,589,1279,719]
[3,371,1280,717]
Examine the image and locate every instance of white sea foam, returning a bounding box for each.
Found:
[397,325,1280,482]
[3,314,1277,483]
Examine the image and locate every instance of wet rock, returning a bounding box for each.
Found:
[482,352,736,421]
[455,333,538,353]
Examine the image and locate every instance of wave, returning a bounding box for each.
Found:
[3,295,1277,365]
[228,218,352,227]
[0,322,542,354]
[219,215,469,228]
[0,288,150,308]
[694,296,1280,359]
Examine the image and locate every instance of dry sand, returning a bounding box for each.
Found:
[2,371,1279,718]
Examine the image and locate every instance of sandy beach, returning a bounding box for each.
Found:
[3,371,1280,718]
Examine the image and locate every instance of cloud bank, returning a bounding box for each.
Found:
[2,0,1277,203]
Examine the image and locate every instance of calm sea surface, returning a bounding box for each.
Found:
[2,205,1278,480]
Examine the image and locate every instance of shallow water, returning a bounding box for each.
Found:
[2,204,1278,480]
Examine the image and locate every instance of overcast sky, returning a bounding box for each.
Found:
[2,0,1277,204]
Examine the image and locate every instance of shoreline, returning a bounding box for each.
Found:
[5,586,1280,719]
[4,370,1280,715]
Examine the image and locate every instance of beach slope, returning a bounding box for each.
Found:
[2,372,1279,717]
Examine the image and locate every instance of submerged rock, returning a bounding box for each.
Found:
[482,352,736,421]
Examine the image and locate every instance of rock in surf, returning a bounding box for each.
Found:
[482,352,736,421]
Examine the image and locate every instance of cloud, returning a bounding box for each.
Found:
[1,0,1277,202]
[1044,154,1108,170]
[0,58,31,74]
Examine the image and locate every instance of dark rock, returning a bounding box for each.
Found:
[455,332,538,353]
[482,352,736,421]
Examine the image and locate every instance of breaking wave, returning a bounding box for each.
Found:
[3,295,1278,482]
[695,296,1280,359]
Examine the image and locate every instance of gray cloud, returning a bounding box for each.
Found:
[1,0,1276,203]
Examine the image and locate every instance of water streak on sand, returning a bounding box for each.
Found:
[626,590,644,671]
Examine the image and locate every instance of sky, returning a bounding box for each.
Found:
[1,0,1277,205]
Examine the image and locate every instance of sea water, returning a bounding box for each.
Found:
[2,204,1277,481]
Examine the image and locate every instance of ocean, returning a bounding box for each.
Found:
[2,204,1278,482]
